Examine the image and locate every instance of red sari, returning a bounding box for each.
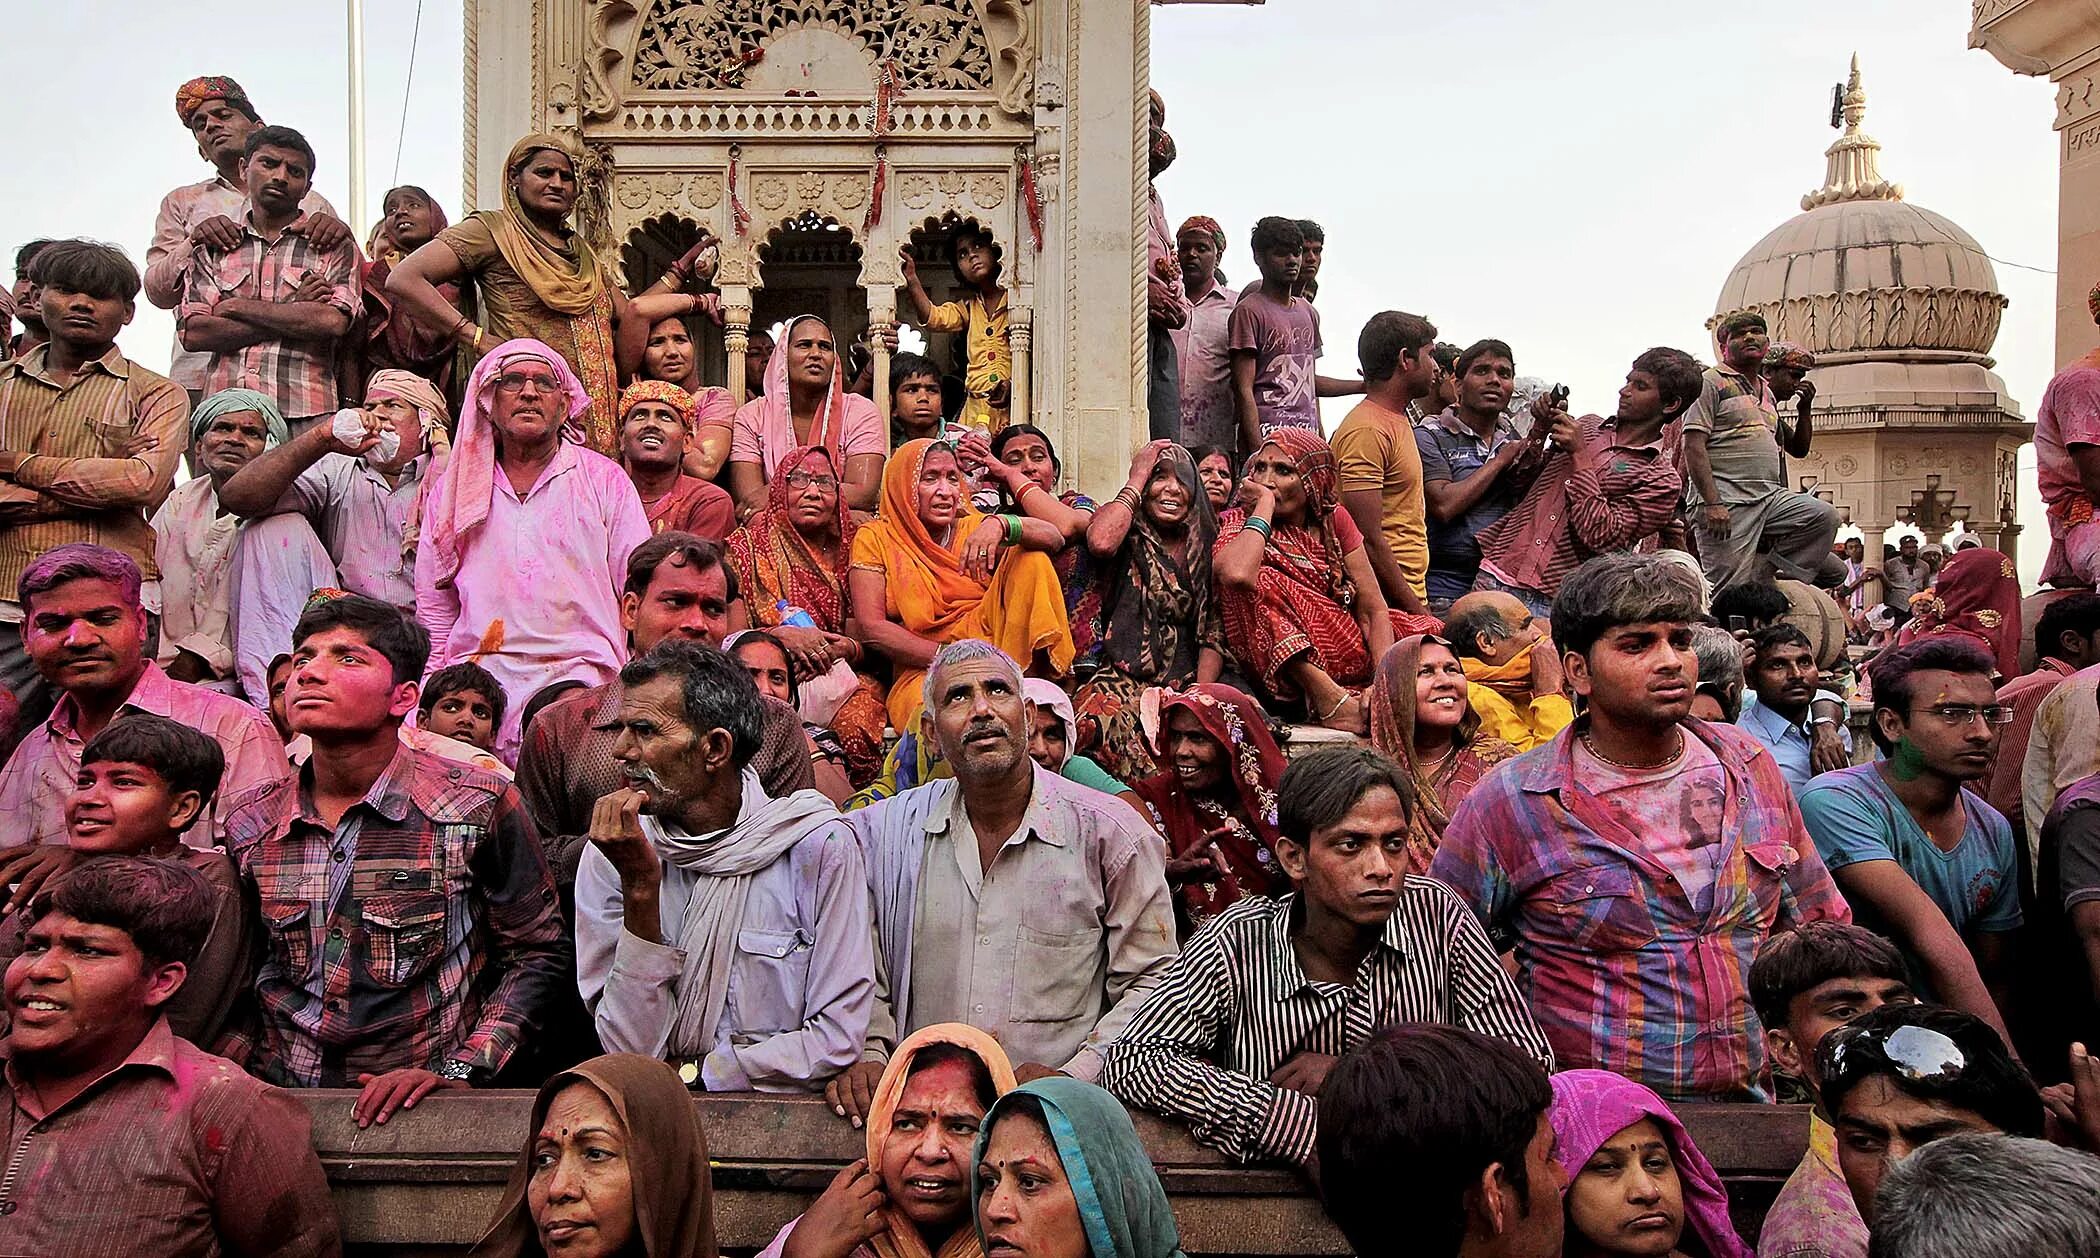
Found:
[1895,547,2021,678]
[1131,683,1292,937]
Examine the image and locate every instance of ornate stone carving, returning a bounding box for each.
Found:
[976,0,1035,114]
[1707,287,2009,359]
[631,1,996,94]
[687,174,724,208]
[583,0,643,121]
[1834,456,1861,479]
[968,173,1007,208]
[753,175,792,211]
[899,173,937,210]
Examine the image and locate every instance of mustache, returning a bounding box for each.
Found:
[622,765,670,793]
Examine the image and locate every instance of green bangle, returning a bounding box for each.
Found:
[1246,515,1272,539]
[1003,514,1023,544]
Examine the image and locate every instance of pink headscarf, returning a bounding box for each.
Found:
[1547,1070,1752,1258]
[419,338,589,591]
[748,315,850,478]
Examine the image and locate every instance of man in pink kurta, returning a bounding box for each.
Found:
[416,339,648,763]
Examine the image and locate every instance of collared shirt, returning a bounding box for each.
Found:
[1681,363,1783,507]
[1755,1113,1865,1258]
[1170,282,1239,450]
[1416,407,1524,597]
[221,742,565,1087]
[1428,718,1850,1101]
[846,766,1178,1081]
[179,207,360,419]
[1738,691,1851,796]
[0,343,187,596]
[1477,415,1681,599]
[1102,884,1550,1165]
[2022,664,2100,862]
[414,440,650,762]
[150,475,241,677]
[144,173,339,388]
[272,452,425,607]
[2036,362,2100,510]
[574,777,876,1091]
[1989,658,2075,826]
[0,1016,338,1257]
[0,661,289,848]
[1881,554,1928,609]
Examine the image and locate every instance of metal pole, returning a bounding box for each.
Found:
[347,0,369,240]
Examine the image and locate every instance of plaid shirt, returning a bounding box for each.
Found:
[222,742,565,1087]
[178,207,359,419]
[1476,415,1681,599]
[1428,718,1849,1101]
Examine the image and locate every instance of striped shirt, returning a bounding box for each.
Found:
[1476,415,1681,599]
[0,344,187,594]
[1101,881,1552,1165]
[179,207,360,419]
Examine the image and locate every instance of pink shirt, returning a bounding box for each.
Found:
[415,440,649,762]
[729,392,883,479]
[2036,364,2100,507]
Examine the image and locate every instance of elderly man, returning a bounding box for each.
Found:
[617,380,733,539]
[1170,215,1239,452]
[575,639,873,1090]
[1870,1134,2100,1258]
[1441,590,1572,752]
[829,640,1177,1121]
[416,339,650,761]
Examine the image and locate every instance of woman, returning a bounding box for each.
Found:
[1074,441,1222,781]
[973,1078,1184,1258]
[1214,429,1440,733]
[727,628,858,804]
[849,439,1074,729]
[758,1025,1016,1258]
[1547,1070,1752,1258]
[389,132,714,456]
[1367,635,1516,866]
[1022,679,1142,813]
[727,315,886,516]
[475,1053,715,1258]
[362,185,462,397]
[1132,684,1290,938]
[1895,545,2021,678]
[1187,444,1235,516]
[969,425,1098,661]
[640,315,737,481]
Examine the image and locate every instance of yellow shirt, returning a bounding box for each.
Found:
[924,288,1012,432]
[1467,682,1575,753]
[1330,398,1429,601]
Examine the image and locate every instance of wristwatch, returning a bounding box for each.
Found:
[435,1059,478,1083]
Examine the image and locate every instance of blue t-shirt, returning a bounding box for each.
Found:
[1798,763,2022,939]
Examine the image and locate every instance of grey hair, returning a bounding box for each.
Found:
[1688,624,1744,705]
[1869,1133,2100,1258]
[1550,552,1708,658]
[617,638,763,769]
[921,638,1023,713]
[1442,601,1517,662]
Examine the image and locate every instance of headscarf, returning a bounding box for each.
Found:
[174,75,251,127]
[726,445,858,633]
[1259,427,1340,530]
[1175,216,1224,251]
[745,315,854,477]
[1763,341,1817,372]
[620,379,696,431]
[1369,635,1500,843]
[421,338,589,593]
[366,185,450,263]
[972,1078,1185,1258]
[474,1053,716,1258]
[858,439,990,640]
[1895,546,2021,677]
[475,133,608,316]
[1096,443,1218,687]
[189,387,289,450]
[1547,1070,1752,1258]
[864,1025,1019,1258]
[1023,678,1078,770]
[1132,683,1289,931]
[366,369,451,431]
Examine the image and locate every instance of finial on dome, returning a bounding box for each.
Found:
[1802,53,1904,210]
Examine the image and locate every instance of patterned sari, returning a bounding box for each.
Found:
[1131,684,1291,937]
[1367,634,1517,869]
[1894,546,2021,678]
[361,187,462,400]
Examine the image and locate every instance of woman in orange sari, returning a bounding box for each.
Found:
[850,438,1074,729]
[1367,634,1516,868]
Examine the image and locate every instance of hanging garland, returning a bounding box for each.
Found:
[727,144,750,237]
[1019,150,1044,251]
[864,60,900,233]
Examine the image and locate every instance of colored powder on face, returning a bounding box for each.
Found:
[1888,736,1929,781]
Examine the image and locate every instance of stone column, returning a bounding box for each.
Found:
[723,291,753,409]
[1010,305,1034,430]
[868,299,896,445]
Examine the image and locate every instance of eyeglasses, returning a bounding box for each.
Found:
[1818,1022,1971,1093]
[1918,704,2015,728]
[784,471,837,491]
[493,371,561,394]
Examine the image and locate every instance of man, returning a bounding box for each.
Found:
[1880,535,1928,617]
[1331,311,1437,615]
[575,639,873,1089]
[2034,282,2100,590]
[1800,638,2019,1042]
[1475,347,1698,616]
[1988,594,2100,828]
[150,391,286,692]
[0,858,338,1256]
[1294,219,1325,302]
[222,594,563,1119]
[146,76,347,405]
[1316,1025,1564,1258]
[218,370,447,702]
[0,241,188,728]
[1762,340,1819,485]
[1170,215,1239,453]
[1682,312,1841,594]
[829,640,1176,1118]
[1689,623,1747,723]
[1418,339,1541,608]
[415,340,649,761]
[1145,90,1190,440]
[177,126,359,432]
[1431,552,1850,1101]
[1869,1133,2100,1258]
[1919,542,1947,591]
[1814,1003,2044,1226]
[2036,717,2100,1068]
[0,546,287,849]
[1749,922,1916,1258]
[1104,746,1549,1166]
[1739,624,1852,795]
[1227,217,1360,451]
[617,380,733,540]
[1440,590,1572,752]
[2022,658,2100,854]
[2,239,52,360]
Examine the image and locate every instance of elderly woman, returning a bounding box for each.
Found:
[1547,1070,1753,1258]
[1072,440,1222,782]
[1215,429,1439,733]
[727,314,886,516]
[967,425,1099,661]
[1188,444,1235,516]
[1367,635,1517,867]
[475,1053,716,1258]
[849,438,1073,729]
[973,1078,1185,1258]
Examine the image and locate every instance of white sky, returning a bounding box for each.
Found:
[0,1,2063,574]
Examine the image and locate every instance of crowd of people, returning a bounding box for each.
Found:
[4,71,2100,1258]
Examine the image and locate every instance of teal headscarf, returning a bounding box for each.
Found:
[971,1078,1185,1258]
[189,387,290,449]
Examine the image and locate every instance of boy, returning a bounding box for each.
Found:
[889,351,948,446]
[899,227,1010,432]
[1229,216,1362,451]
[419,661,505,752]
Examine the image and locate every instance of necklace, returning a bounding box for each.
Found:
[1580,728,1684,771]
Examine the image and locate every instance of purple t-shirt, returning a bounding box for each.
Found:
[1227,288,1322,433]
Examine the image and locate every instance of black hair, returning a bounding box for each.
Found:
[1357,312,1437,384]
[624,532,737,603]
[1710,582,1791,629]
[79,714,225,823]
[1749,921,1910,1030]
[1867,637,1997,754]
[1249,215,1305,256]
[1276,746,1415,846]
[1817,1004,2043,1140]
[243,124,317,173]
[14,239,53,277]
[904,1041,999,1111]
[618,639,764,769]
[520,679,589,737]
[292,593,432,686]
[1318,1026,1552,1258]
[1749,623,1814,660]
[1715,310,1767,342]
[1188,444,1235,471]
[1550,553,1707,657]
[2035,593,2100,663]
[418,660,508,727]
[730,629,799,706]
[1455,338,1515,379]
[947,224,1002,289]
[25,857,214,969]
[988,425,1061,510]
[1295,218,1325,244]
[1430,342,1462,374]
[29,240,141,304]
[889,352,943,394]
[1630,346,1704,418]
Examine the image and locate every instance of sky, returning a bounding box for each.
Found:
[0,1,2063,572]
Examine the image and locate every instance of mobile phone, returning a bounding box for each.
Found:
[1551,383,1570,406]
[1728,616,1748,633]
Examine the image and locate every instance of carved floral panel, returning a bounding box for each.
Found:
[631,0,994,93]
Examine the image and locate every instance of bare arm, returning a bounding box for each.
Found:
[1831,861,2012,1043]
[1682,428,1725,515]
[1340,486,1421,615]
[728,459,769,519]
[1231,352,1260,454]
[1196,645,1224,684]
[847,566,942,669]
[217,421,343,517]
[688,427,733,482]
[842,453,883,513]
[178,314,272,353]
[1340,543,1396,660]
[1214,486,1272,592]
[1781,382,1816,458]
[1315,375,1365,397]
[1423,444,1524,523]
[213,297,351,340]
[386,239,475,344]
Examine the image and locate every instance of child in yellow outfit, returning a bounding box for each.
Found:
[899,227,1011,433]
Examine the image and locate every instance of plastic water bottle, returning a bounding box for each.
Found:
[776,602,819,629]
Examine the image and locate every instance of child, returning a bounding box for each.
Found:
[899,226,1011,432]
[889,351,948,447]
[419,660,505,752]
[4,713,254,1049]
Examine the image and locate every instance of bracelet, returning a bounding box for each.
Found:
[1245,515,1273,540]
[472,326,487,352]
[1114,486,1141,511]
[450,311,471,336]
[1003,514,1023,544]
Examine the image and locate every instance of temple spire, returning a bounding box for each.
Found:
[1802,54,1904,210]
